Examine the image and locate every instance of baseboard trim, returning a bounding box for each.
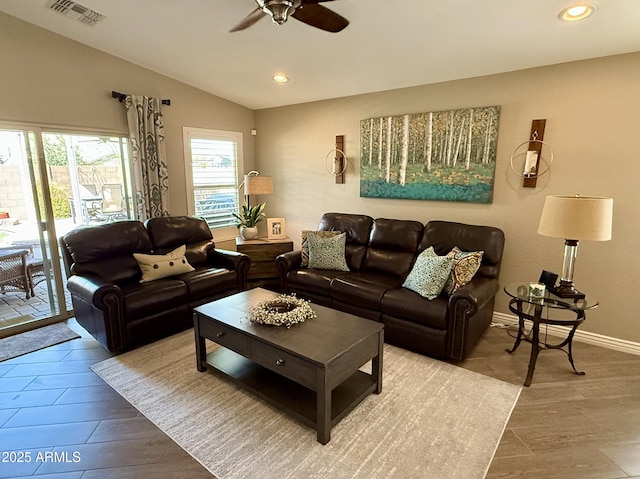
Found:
[492,311,640,357]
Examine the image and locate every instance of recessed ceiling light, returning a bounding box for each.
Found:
[558,4,596,21]
[273,74,289,83]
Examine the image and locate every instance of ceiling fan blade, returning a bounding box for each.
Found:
[229,7,266,32]
[291,3,348,32]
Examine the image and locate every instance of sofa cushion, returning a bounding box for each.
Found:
[381,287,449,330]
[361,218,424,278]
[307,232,350,271]
[133,245,195,283]
[71,257,143,285]
[445,247,484,294]
[286,268,350,296]
[146,215,213,248]
[120,278,188,320]
[330,272,404,310]
[421,221,504,279]
[64,221,152,283]
[146,216,215,266]
[301,230,341,267]
[184,240,216,267]
[317,213,373,270]
[318,213,373,245]
[177,266,238,303]
[402,247,453,300]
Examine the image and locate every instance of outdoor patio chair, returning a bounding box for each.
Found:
[100,184,127,220]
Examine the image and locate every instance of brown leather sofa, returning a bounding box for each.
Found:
[276,213,505,360]
[60,216,250,352]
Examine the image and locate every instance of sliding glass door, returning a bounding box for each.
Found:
[0,125,133,337]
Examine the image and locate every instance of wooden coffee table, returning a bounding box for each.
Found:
[193,288,384,444]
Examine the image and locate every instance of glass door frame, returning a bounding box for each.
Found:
[26,128,67,325]
[0,121,130,337]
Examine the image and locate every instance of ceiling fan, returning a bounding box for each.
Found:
[230,0,349,33]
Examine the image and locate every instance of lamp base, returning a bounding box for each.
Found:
[550,280,585,299]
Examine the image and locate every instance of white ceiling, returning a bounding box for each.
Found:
[2,0,640,110]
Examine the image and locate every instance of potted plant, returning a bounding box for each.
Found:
[233,202,266,240]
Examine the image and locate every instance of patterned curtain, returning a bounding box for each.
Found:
[125,95,170,220]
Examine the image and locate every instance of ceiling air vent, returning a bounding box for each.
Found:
[48,0,105,26]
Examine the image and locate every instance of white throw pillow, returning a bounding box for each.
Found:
[133,245,195,283]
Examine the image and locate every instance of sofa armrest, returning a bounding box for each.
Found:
[66,274,124,310]
[447,276,499,360]
[207,248,250,290]
[276,250,302,271]
[276,250,302,293]
[448,276,499,313]
[66,274,128,351]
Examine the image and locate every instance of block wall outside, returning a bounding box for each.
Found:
[0,165,123,221]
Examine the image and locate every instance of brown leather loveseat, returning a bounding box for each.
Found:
[276,213,505,360]
[60,216,250,352]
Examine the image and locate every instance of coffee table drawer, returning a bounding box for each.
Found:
[252,343,316,390]
[206,320,251,357]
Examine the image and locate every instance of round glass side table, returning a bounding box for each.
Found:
[503,282,599,387]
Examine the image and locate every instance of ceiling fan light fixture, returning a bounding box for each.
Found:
[558,4,596,21]
[262,0,295,25]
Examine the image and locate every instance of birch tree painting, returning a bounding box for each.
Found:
[360,106,500,203]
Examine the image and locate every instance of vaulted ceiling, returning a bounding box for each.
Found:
[1,0,639,109]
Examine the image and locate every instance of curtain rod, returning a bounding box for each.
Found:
[111,90,171,106]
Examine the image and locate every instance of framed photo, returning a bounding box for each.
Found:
[267,218,286,240]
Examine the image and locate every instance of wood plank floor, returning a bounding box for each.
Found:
[469,325,640,479]
[0,319,639,478]
[0,320,213,479]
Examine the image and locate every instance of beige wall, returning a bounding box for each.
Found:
[3,11,638,344]
[0,12,256,216]
[255,53,640,344]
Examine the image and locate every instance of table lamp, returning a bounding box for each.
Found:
[242,170,273,207]
[537,195,613,298]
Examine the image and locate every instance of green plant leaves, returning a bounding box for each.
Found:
[232,201,267,228]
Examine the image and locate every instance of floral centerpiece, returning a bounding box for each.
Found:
[248,294,316,328]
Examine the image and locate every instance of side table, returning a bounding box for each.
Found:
[236,237,293,291]
[503,282,598,387]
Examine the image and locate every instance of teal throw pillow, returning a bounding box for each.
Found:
[403,247,453,300]
[307,231,350,271]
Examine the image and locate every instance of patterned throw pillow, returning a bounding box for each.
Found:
[444,246,484,294]
[307,232,350,271]
[301,230,341,267]
[402,247,453,300]
[133,245,195,283]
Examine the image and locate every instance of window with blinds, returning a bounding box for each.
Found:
[183,128,243,239]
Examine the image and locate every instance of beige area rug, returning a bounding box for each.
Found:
[0,322,80,361]
[92,331,521,479]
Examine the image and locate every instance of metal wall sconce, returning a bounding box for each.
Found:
[325,135,347,184]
